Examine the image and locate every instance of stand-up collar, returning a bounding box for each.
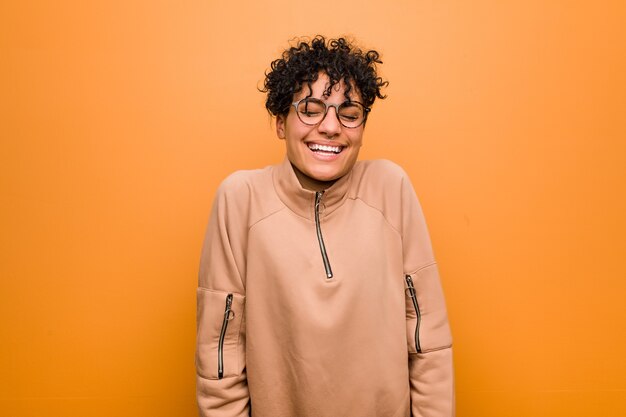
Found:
[272,157,353,220]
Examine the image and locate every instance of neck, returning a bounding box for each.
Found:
[291,163,338,191]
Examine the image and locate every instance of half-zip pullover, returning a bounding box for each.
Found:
[197,157,454,417]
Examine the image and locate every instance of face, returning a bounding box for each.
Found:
[276,73,365,191]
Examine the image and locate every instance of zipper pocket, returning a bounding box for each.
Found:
[405,275,422,353]
[218,293,234,379]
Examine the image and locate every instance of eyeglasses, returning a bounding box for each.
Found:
[291,97,370,129]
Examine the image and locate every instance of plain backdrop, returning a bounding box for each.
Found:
[1,1,625,416]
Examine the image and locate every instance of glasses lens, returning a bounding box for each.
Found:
[338,102,365,128]
[296,99,326,125]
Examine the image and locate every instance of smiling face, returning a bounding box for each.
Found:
[276,73,365,191]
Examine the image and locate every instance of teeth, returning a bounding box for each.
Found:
[308,143,343,153]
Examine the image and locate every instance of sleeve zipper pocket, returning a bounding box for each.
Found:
[218,293,234,379]
[405,275,422,353]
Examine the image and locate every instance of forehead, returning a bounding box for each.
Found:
[294,73,361,102]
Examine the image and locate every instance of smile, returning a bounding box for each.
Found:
[307,143,344,154]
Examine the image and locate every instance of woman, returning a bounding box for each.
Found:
[197,36,454,417]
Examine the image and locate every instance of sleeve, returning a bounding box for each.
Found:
[400,173,455,417]
[196,178,250,417]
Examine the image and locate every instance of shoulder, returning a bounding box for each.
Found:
[213,163,283,227]
[215,165,273,200]
[358,159,407,176]
[349,159,420,231]
[351,159,412,195]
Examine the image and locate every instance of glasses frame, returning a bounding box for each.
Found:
[291,97,371,129]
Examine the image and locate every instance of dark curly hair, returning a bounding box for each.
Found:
[261,36,388,118]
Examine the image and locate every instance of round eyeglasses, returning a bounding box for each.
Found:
[292,97,370,129]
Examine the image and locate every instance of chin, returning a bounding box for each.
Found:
[309,168,346,182]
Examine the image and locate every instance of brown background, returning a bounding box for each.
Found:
[1,1,625,415]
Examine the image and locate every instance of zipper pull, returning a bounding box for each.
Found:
[315,191,324,210]
[224,293,234,319]
[405,275,416,296]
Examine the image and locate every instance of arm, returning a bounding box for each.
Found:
[401,174,455,417]
[196,178,250,416]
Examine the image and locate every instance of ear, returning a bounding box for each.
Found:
[276,115,286,139]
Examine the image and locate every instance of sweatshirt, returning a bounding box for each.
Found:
[196,157,454,417]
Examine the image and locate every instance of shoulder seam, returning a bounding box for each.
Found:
[352,196,401,237]
[248,206,287,231]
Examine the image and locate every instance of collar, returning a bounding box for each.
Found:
[272,157,353,220]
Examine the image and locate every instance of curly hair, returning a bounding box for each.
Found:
[261,36,388,118]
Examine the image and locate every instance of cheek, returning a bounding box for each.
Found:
[284,130,309,155]
[348,131,364,147]
[285,119,311,139]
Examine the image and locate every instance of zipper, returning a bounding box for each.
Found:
[315,191,334,279]
[405,275,422,353]
[218,293,234,379]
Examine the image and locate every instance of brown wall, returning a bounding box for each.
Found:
[1,1,625,416]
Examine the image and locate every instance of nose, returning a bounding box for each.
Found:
[317,106,341,138]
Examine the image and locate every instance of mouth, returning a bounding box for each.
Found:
[307,143,345,155]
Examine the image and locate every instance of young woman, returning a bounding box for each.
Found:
[197,36,454,417]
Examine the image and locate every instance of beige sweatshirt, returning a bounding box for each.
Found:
[197,157,454,417]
